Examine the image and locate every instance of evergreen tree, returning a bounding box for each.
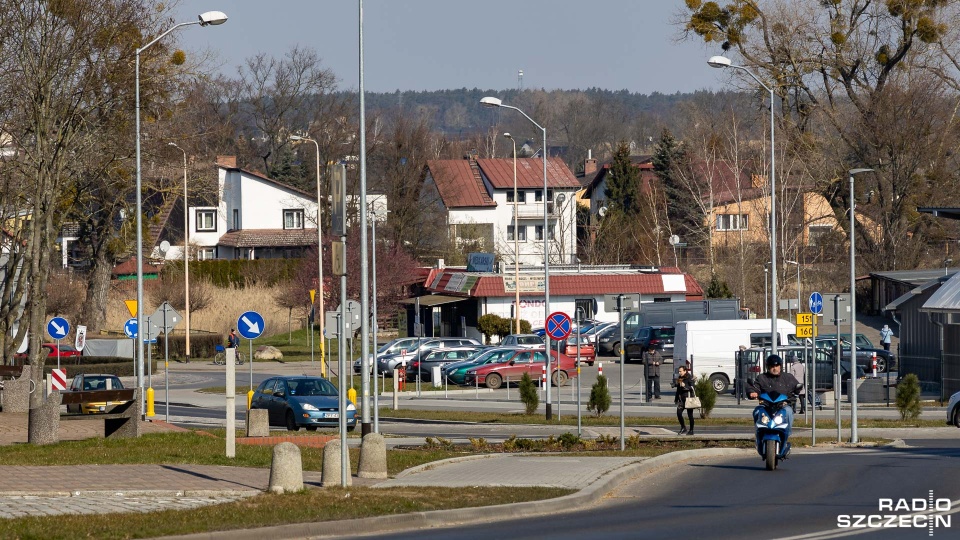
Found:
[705,273,733,298]
[604,141,641,214]
[652,129,701,242]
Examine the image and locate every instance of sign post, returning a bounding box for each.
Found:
[46,317,69,371]
[152,302,182,423]
[809,292,823,446]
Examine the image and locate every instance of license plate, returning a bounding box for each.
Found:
[323,412,340,419]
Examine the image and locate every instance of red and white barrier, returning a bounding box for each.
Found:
[598,362,603,377]
[541,364,547,388]
[871,353,877,377]
[51,369,67,391]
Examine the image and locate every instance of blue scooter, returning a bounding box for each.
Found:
[753,391,793,470]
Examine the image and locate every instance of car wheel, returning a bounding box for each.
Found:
[348,425,356,432]
[486,373,503,390]
[875,357,887,373]
[552,370,569,387]
[587,360,595,367]
[710,374,729,394]
[285,410,300,431]
[953,407,960,428]
[613,342,622,357]
[306,426,318,431]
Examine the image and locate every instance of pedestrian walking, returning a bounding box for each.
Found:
[644,346,662,402]
[879,324,893,352]
[786,352,806,414]
[674,365,695,435]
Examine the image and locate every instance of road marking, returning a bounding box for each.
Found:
[775,497,960,539]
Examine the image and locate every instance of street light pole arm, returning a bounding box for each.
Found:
[137,21,199,55]
[499,103,546,134]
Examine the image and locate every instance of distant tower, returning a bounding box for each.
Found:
[518,69,523,91]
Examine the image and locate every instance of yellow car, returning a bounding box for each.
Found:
[64,374,129,414]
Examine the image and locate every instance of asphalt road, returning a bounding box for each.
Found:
[356,439,960,540]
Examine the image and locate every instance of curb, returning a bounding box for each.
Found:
[152,447,752,540]
[0,489,260,498]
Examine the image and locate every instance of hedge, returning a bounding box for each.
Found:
[171,258,301,288]
[41,361,157,378]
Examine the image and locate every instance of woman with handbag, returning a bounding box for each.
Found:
[674,365,697,435]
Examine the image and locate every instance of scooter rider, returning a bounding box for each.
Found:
[747,354,803,443]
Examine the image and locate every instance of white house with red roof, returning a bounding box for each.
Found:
[182,156,321,260]
[422,155,582,266]
[403,264,705,340]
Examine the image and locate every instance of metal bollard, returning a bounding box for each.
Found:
[392,369,399,410]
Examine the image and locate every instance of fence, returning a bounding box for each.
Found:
[897,352,958,401]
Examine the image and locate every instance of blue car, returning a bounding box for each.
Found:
[251,376,356,431]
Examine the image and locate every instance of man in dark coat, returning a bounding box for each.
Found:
[644,346,662,401]
[747,354,803,442]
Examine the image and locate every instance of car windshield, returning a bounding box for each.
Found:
[83,376,122,391]
[287,378,337,397]
[519,336,542,344]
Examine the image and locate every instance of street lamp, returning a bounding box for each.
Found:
[710,55,778,354]
[290,134,325,377]
[480,96,553,419]
[504,132,520,334]
[848,167,873,444]
[168,142,190,363]
[135,11,227,402]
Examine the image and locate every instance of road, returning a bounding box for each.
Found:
[355,439,960,540]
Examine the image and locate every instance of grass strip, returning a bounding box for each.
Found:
[2,486,571,540]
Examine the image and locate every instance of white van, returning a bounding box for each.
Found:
[673,319,796,393]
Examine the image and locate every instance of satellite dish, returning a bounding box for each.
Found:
[598,206,607,217]
[669,235,680,246]
[159,240,171,254]
[555,193,566,207]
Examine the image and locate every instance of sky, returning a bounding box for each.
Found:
[172,0,728,94]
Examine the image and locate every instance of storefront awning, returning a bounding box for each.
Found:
[398,294,470,307]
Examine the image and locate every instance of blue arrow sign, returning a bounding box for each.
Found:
[237,311,265,339]
[545,311,572,341]
[123,318,138,339]
[809,292,824,315]
[47,317,70,339]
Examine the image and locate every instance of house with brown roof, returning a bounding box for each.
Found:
[423,155,581,266]
[181,156,322,260]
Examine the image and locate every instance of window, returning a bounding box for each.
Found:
[198,248,215,260]
[283,209,305,229]
[506,190,526,203]
[196,210,216,232]
[507,225,527,241]
[233,209,240,230]
[534,189,554,202]
[534,225,555,241]
[749,333,782,347]
[716,213,749,231]
[808,225,832,246]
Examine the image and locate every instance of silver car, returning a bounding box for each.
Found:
[353,337,420,374]
[948,390,960,427]
[377,337,481,375]
[499,334,544,348]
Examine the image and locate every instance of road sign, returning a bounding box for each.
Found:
[795,325,818,338]
[603,294,639,313]
[123,318,138,339]
[124,300,138,318]
[238,311,265,339]
[545,312,573,341]
[809,292,823,314]
[796,313,813,326]
[151,302,182,333]
[75,325,87,351]
[310,289,316,303]
[51,369,67,391]
[337,300,362,333]
[142,317,160,344]
[47,317,69,340]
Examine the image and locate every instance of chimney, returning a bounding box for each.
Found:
[464,149,479,162]
[217,155,237,169]
[584,149,598,176]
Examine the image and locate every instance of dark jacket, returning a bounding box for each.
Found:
[674,372,694,406]
[747,372,802,399]
[644,350,661,378]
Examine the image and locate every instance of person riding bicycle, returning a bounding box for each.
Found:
[227,329,239,349]
[747,354,803,444]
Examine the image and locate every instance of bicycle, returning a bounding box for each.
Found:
[213,345,245,365]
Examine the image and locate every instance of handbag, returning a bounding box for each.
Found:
[684,386,701,409]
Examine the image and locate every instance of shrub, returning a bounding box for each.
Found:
[518,372,539,414]
[588,374,611,417]
[694,375,717,419]
[896,373,922,420]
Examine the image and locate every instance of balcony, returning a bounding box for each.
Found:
[514,201,558,219]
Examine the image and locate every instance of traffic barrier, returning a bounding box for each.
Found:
[598,362,603,377]
[541,365,546,388]
[51,369,67,391]
[397,365,406,392]
[871,353,877,377]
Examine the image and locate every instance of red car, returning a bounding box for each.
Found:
[464,349,577,389]
[564,334,596,365]
[15,344,83,360]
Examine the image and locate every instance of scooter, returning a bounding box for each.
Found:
[753,391,793,470]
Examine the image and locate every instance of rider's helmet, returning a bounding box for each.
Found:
[765,354,783,370]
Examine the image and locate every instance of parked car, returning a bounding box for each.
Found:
[464,349,577,389]
[814,336,896,373]
[441,347,521,385]
[624,326,675,362]
[579,322,616,345]
[16,343,83,361]
[251,376,356,431]
[564,334,596,365]
[408,346,485,382]
[499,334,544,348]
[63,374,128,414]
[738,345,865,396]
[947,390,960,427]
[377,337,482,375]
[596,325,623,356]
[353,337,421,374]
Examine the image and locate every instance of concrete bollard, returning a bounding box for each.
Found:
[30,390,62,445]
[268,442,304,494]
[2,366,32,414]
[321,439,352,487]
[357,433,388,479]
[246,409,269,437]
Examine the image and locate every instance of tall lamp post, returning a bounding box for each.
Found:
[135,11,227,401]
[290,135,325,377]
[168,143,190,362]
[480,96,553,419]
[785,260,801,315]
[709,56,778,355]
[848,167,873,443]
[504,132,520,334]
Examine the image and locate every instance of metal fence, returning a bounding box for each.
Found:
[896,352,960,401]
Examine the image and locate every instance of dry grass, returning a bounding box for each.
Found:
[106,281,304,339]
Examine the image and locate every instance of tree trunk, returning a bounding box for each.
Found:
[80,246,113,334]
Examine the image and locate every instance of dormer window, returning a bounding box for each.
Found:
[283,209,305,229]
